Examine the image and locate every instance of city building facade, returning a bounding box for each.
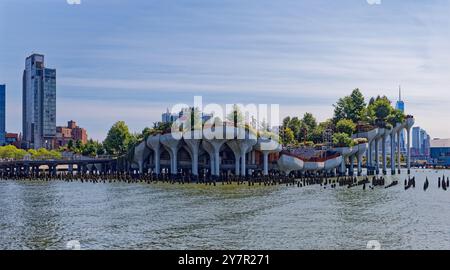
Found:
[5,133,21,148]
[430,139,450,167]
[0,84,5,146]
[411,126,431,161]
[56,120,88,147]
[161,108,213,124]
[22,54,56,149]
[395,87,406,155]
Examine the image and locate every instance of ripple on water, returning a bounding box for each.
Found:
[1,170,450,250]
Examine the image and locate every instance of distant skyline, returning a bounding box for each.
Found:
[1,0,450,140]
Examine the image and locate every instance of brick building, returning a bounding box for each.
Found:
[56,121,88,147]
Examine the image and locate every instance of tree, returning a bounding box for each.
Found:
[226,104,244,127]
[75,140,83,153]
[67,140,74,151]
[142,127,152,138]
[368,96,392,123]
[336,119,356,136]
[287,117,302,141]
[103,121,132,155]
[0,145,28,160]
[333,133,354,147]
[333,89,367,124]
[302,112,317,133]
[282,127,295,145]
[388,109,405,127]
[82,139,98,157]
[14,148,28,160]
[282,117,291,128]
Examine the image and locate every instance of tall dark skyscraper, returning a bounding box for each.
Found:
[22,54,56,149]
[0,84,5,146]
[395,86,406,154]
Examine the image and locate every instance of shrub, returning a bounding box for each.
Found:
[336,119,356,136]
[333,133,355,147]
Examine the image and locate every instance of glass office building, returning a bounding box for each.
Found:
[22,54,56,149]
[0,84,5,146]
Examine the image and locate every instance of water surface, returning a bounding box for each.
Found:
[1,169,450,250]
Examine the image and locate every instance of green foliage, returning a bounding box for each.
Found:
[333,89,367,124]
[387,109,405,127]
[81,139,104,157]
[226,104,245,127]
[333,133,355,147]
[282,127,295,145]
[142,127,152,138]
[368,96,393,123]
[0,145,29,160]
[302,113,317,132]
[335,119,356,136]
[27,148,61,160]
[103,121,132,155]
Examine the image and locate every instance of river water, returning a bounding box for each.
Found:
[1,169,450,250]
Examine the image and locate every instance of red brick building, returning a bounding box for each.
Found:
[56,121,88,147]
[5,133,21,148]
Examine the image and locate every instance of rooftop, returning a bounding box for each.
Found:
[430,139,450,148]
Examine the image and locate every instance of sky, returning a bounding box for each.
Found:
[1,0,450,140]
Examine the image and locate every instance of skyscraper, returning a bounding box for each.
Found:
[0,84,5,146]
[22,54,56,149]
[395,86,406,154]
[412,126,421,155]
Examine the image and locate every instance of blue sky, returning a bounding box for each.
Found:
[1,0,450,140]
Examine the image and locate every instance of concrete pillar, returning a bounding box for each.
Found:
[340,156,346,175]
[202,140,216,176]
[390,133,395,175]
[160,134,180,175]
[374,138,379,174]
[184,138,200,176]
[349,155,355,176]
[407,127,411,175]
[208,140,226,176]
[227,140,241,176]
[154,148,161,174]
[240,149,247,176]
[263,152,269,176]
[147,134,161,174]
[356,143,367,177]
[397,130,401,174]
[382,135,387,175]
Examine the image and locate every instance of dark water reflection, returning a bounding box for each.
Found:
[1,169,450,250]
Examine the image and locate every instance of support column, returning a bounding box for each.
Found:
[407,127,411,175]
[147,134,161,175]
[357,155,362,176]
[263,152,269,176]
[208,140,226,177]
[349,155,354,176]
[184,139,200,176]
[154,148,160,174]
[375,139,379,174]
[397,130,401,174]
[390,133,395,175]
[227,141,241,176]
[214,150,220,176]
[340,156,346,175]
[382,135,387,175]
[240,149,247,176]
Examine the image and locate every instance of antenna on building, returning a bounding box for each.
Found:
[399,85,402,101]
